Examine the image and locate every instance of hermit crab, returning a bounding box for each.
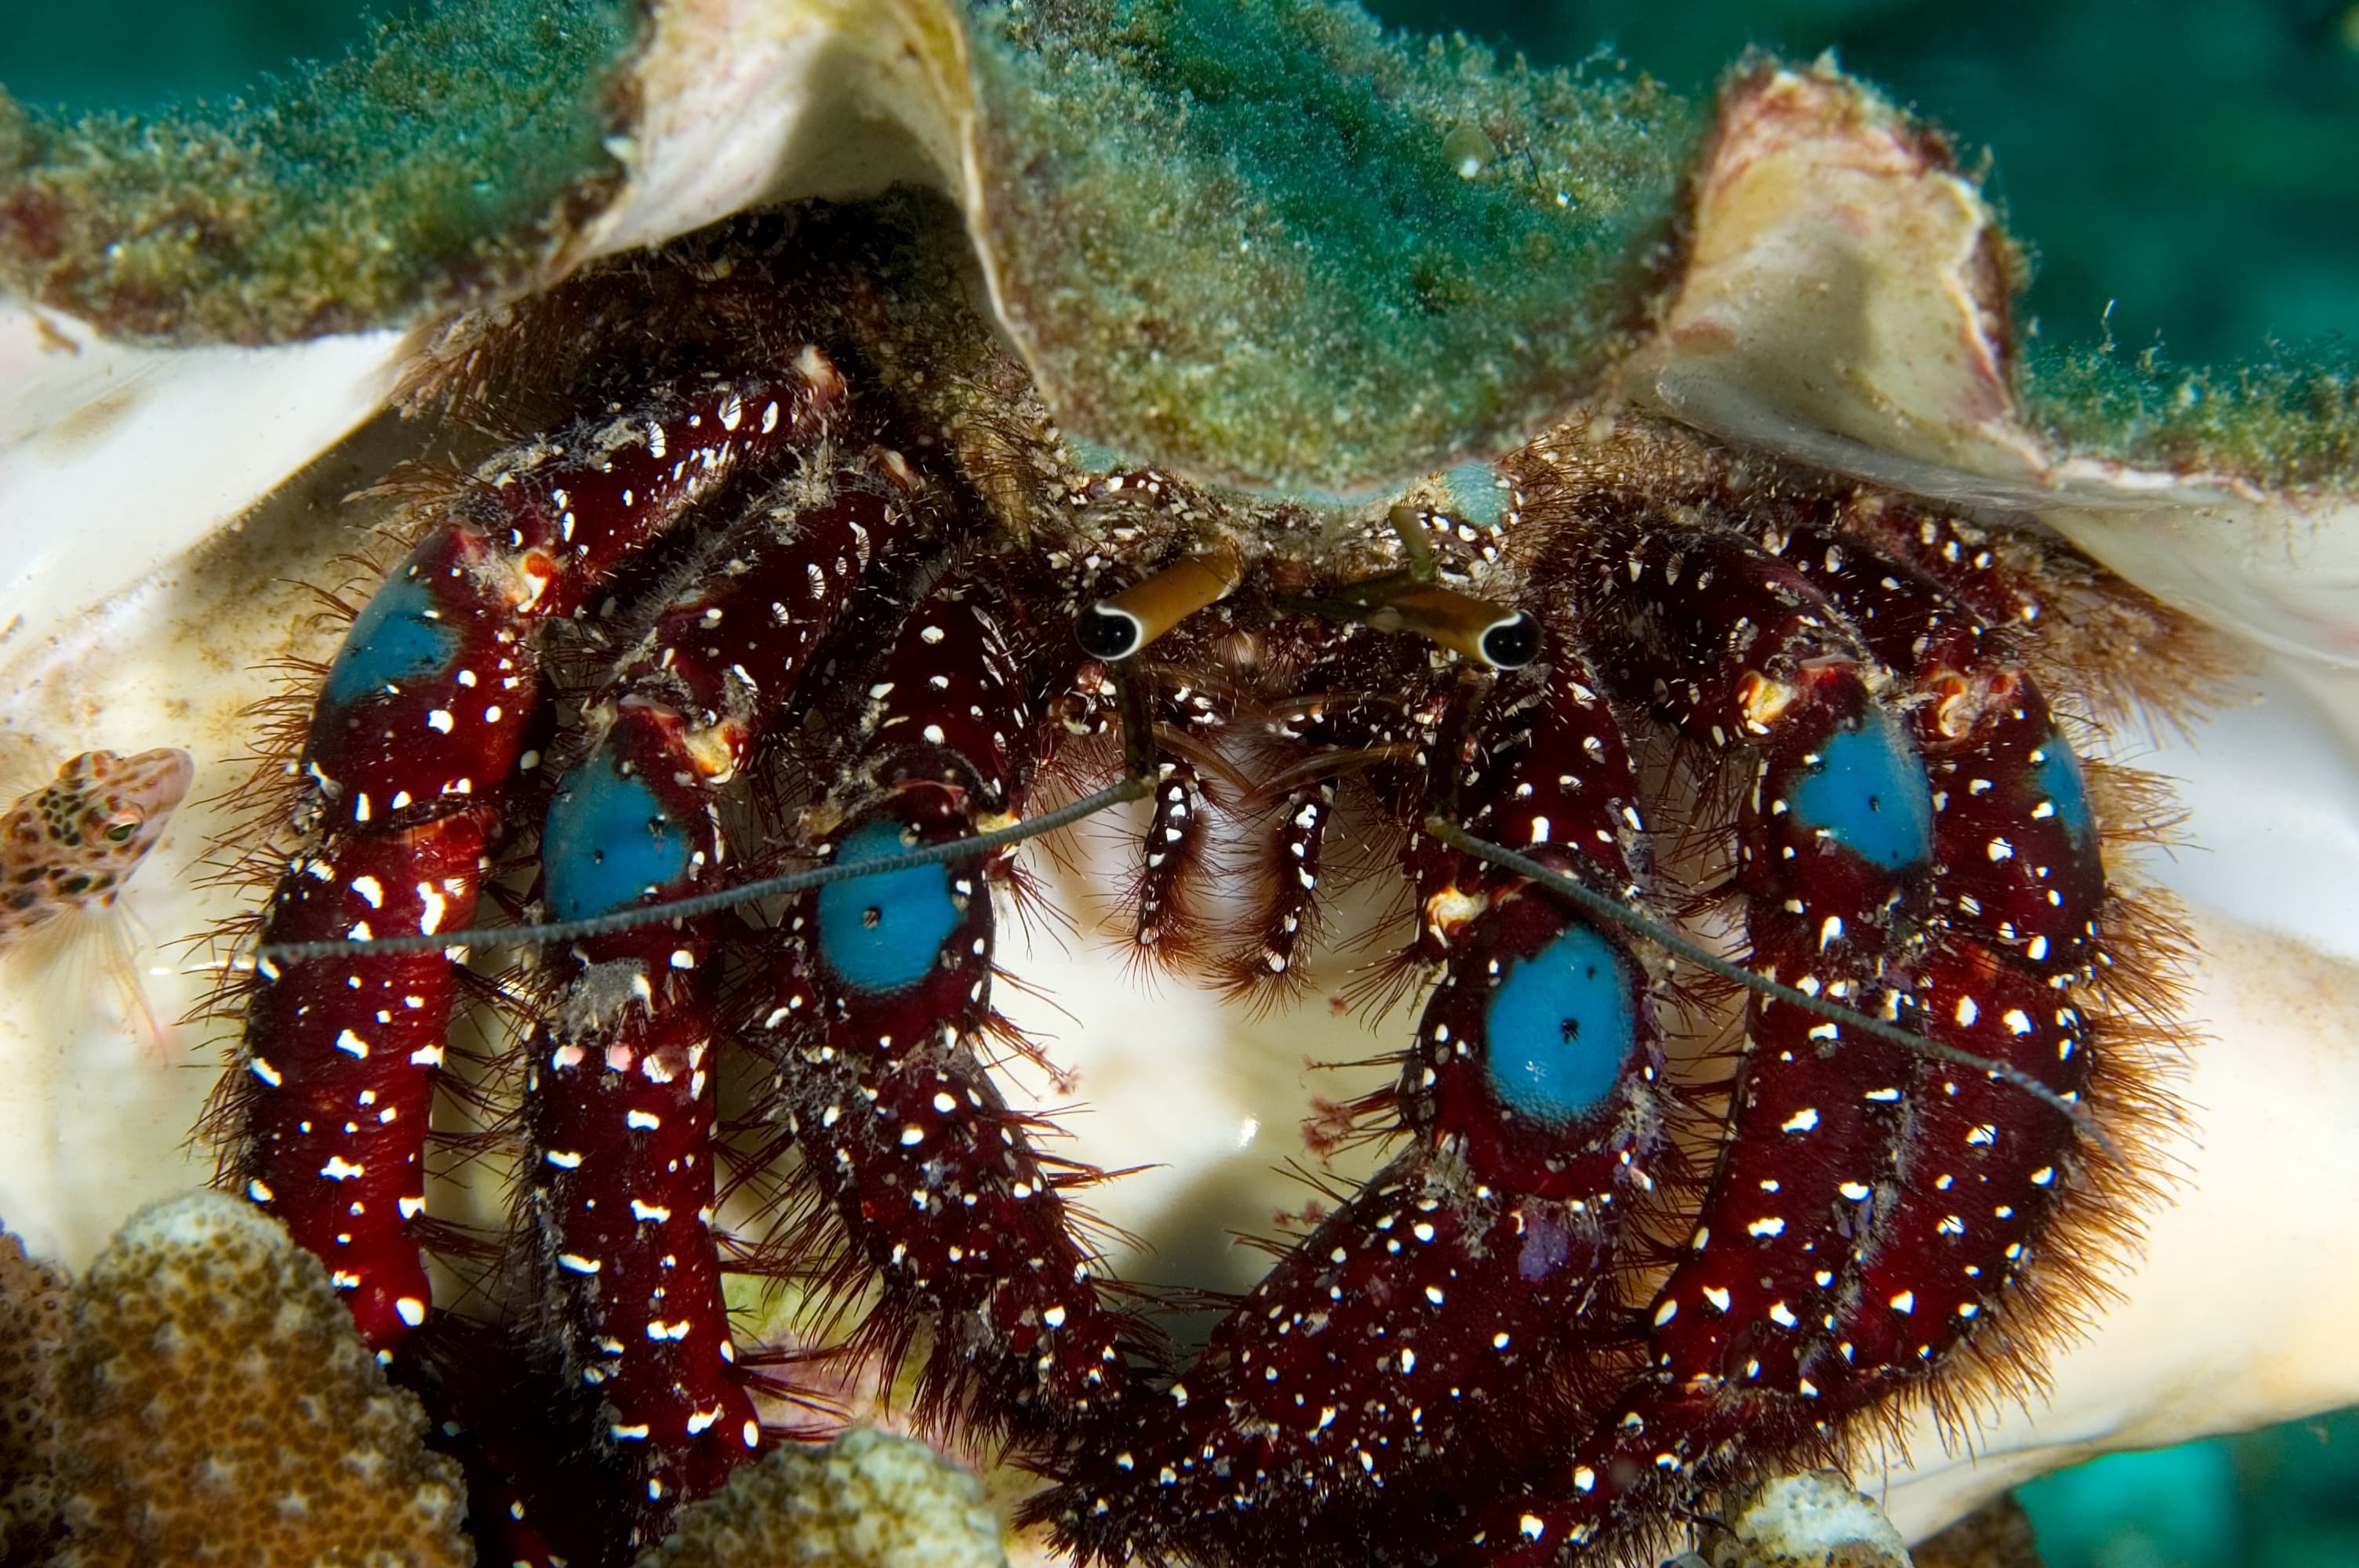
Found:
[2,3,2356,1566]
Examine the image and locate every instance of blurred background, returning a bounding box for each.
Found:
[3,3,2354,1564]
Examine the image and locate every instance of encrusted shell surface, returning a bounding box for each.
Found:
[1,5,2355,1553]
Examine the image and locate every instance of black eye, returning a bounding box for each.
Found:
[1074,604,1144,660]
[1479,611,1540,670]
[106,822,138,843]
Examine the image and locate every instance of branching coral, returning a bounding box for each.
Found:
[45,1192,470,1567]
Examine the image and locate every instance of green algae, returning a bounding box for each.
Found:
[0,0,1696,489]
[961,0,1696,492]
[16,0,2346,508]
[0,0,638,342]
[2020,338,2359,493]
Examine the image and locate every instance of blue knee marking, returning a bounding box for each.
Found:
[1484,924,1637,1123]
[324,573,462,707]
[1787,712,1934,871]
[1443,461,1506,529]
[542,753,692,922]
[2032,734,2095,848]
[816,820,964,996]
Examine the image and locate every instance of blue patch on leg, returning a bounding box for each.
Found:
[1787,712,1935,871]
[542,753,692,922]
[323,573,462,707]
[1484,924,1637,1123]
[816,820,965,996]
[2032,733,2095,847]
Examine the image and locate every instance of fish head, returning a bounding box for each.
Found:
[54,746,195,869]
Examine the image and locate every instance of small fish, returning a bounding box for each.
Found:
[0,748,194,949]
[0,748,194,1054]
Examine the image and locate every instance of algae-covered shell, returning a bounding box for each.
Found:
[2,2,2356,1555]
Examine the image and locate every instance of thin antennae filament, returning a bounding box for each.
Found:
[249,779,1150,966]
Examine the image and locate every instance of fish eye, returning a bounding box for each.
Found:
[106,820,139,843]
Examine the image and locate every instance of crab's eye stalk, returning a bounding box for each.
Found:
[1353,582,1538,669]
[1073,543,1245,662]
[1478,610,1540,670]
[105,818,140,843]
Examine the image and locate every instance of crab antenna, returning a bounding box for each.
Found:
[1424,815,2119,1161]
[246,778,1151,967]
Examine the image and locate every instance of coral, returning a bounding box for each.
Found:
[637,1428,1006,1568]
[49,1190,469,1568]
[1693,1473,1914,1568]
[0,1226,68,1565]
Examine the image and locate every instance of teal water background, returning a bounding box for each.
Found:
[3,2,2355,1563]
[1373,0,2359,368]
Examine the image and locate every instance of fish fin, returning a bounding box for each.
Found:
[5,901,177,1061]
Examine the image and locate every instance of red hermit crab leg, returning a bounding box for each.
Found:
[1076,539,1245,968]
[749,575,1147,1447]
[1218,634,1431,1000]
[1758,523,2106,1399]
[1038,642,1677,1568]
[219,358,838,1356]
[1454,504,2133,1563]
[521,452,925,1530]
[1454,521,1939,1563]
[1129,691,1223,968]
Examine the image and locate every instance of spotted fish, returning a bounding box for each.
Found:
[0,748,194,953]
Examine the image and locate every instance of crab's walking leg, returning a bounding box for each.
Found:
[1764,524,2106,1399]
[1458,519,2114,1564]
[750,576,1146,1448]
[1448,523,1932,1563]
[223,361,836,1355]
[1219,638,1430,998]
[1130,688,1223,967]
[1039,648,1674,1568]
[522,457,921,1534]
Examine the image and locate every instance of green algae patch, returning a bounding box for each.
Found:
[0,0,639,343]
[2021,339,2359,495]
[961,0,1696,494]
